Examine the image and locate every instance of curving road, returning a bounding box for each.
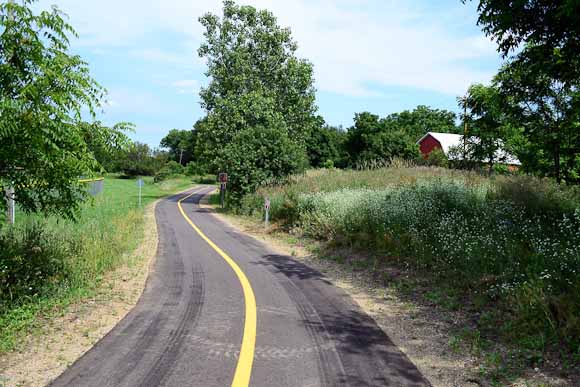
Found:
[50,186,430,387]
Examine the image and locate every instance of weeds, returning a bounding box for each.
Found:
[240,167,580,356]
[0,175,195,352]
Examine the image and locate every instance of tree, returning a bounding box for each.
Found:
[195,0,317,201]
[384,105,460,141]
[84,121,134,173]
[306,123,348,168]
[344,112,420,166]
[470,0,580,81]
[160,129,194,165]
[495,47,580,182]
[118,142,164,177]
[459,83,520,174]
[0,0,131,218]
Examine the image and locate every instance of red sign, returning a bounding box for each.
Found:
[219,173,228,183]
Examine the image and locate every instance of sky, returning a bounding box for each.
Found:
[36,0,504,149]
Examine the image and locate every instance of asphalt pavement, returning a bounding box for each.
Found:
[49,186,430,387]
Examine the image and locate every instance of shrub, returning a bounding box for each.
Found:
[185,161,207,176]
[322,159,334,169]
[154,161,184,183]
[0,224,69,306]
[425,148,448,167]
[241,168,580,352]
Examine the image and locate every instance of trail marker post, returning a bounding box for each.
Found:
[218,173,228,209]
[6,185,15,225]
[264,197,270,229]
[137,178,144,208]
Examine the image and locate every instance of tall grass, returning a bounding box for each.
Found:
[241,168,580,353]
[0,175,194,352]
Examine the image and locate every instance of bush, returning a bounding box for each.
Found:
[221,125,308,204]
[322,159,334,169]
[154,161,184,183]
[185,161,207,176]
[425,148,448,167]
[240,168,580,352]
[0,224,69,306]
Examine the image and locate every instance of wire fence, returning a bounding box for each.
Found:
[79,177,104,196]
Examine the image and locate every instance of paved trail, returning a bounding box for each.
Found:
[50,186,429,387]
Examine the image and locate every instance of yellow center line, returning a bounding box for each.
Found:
[177,188,257,387]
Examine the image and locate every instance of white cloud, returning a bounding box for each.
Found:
[171,79,199,94]
[38,0,499,97]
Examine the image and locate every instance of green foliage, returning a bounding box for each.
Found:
[471,0,580,81]
[160,129,195,165]
[0,0,131,218]
[221,125,307,202]
[118,142,165,177]
[185,161,208,176]
[0,176,194,352]
[459,83,521,173]
[495,46,580,183]
[306,124,348,168]
[345,112,421,166]
[240,168,580,352]
[322,159,334,169]
[195,0,317,201]
[83,121,134,173]
[424,148,448,167]
[0,224,68,306]
[383,105,460,140]
[154,160,185,183]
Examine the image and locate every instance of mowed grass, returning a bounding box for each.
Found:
[0,175,196,353]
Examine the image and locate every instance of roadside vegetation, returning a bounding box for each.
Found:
[0,176,195,353]
[235,165,580,383]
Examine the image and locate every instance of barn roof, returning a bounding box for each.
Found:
[417,132,521,166]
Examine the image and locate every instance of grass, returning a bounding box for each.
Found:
[0,175,196,353]
[236,166,580,384]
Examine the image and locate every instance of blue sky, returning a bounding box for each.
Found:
[37,0,504,148]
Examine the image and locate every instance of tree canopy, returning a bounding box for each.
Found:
[195,0,317,201]
[160,129,195,166]
[0,0,130,218]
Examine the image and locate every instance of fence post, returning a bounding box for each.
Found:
[5,185,15,225]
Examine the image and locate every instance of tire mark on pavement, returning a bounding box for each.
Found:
[140,263,205,387]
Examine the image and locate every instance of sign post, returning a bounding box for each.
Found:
[264,197,270,229]
[137,178,144,208]
[218,173,228,209]
[6,185,15,225]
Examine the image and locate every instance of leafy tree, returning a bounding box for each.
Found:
[160,129,195,165]
[496,47,580,182]
[221,125,307,201]
[195,0,317,200]
[84,121,134,173]
[459,83,520,174]
[118,142,163,177]
[344,112,420,166]
[0,0,130,218]
[470,0,580,81]
[384,105,460,141]
[306,123,348,168]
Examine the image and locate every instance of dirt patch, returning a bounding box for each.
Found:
[0,200,161,387]
[201,196,575,387]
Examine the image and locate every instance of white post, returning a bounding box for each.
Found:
[138,180,142,208]
[264,197,270,229]
[6,185,15,225]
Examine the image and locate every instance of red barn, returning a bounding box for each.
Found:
[416,132,521,167]
[417,132,464,159]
